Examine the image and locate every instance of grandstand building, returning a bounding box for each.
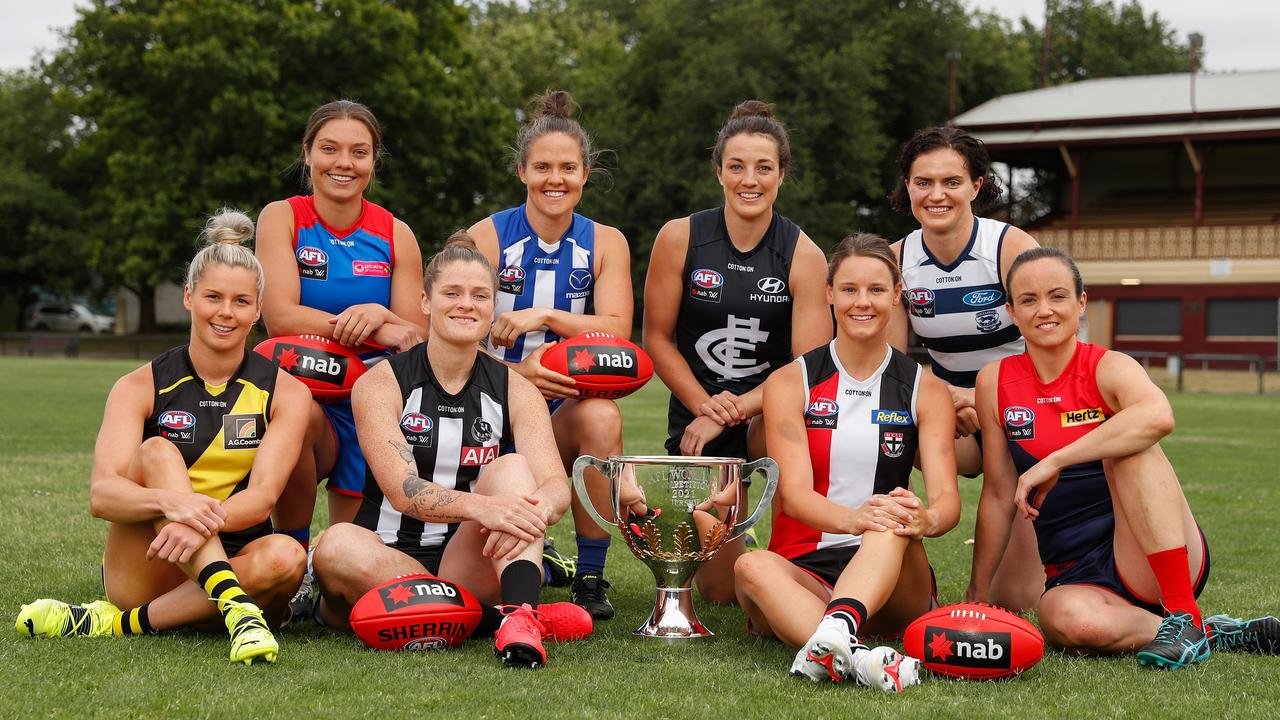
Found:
[955,70,1280,360]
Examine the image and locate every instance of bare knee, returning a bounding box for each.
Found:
[313,522,374,582]
[572,399,622,446]
[1039,597,1113,652]
[134,437,186,487]
[475,453,535,495]
[239,536,306,592]
[733,552,781,596]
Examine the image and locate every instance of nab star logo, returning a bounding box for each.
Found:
[924,627,1011,668]
[928,631,955,661]
[296,247,327,266]
[388,583,414,605]
[159,411,195,430]
[276,347,300,371]
[401,413,432,434]
[571,348,596,372]
[568,346,638,377]
[691,269,724,289]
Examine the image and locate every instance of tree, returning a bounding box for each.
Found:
[49,0,509,331]
[1026,0,1193,86]
[0,70,85,330]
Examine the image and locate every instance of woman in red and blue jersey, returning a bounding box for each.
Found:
[970,247,1279,668]
[466,90,632,621]
[735,235,960,691]
[257,101,428,540]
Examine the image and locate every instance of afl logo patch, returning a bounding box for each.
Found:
[296,246,329,280]
[1004,406,1035,440]
[568,268,593,291]
[908,287,935,318]
[690,269,724,303]
[756,277,786,294]
[401,412,434,446]
[498,265,525,295]
[159,410,195,430]
[805,398,840,429]
[963,289,1003,307]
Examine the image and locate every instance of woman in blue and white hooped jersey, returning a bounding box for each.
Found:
[887,126,1043,613]
[467,89,633,622]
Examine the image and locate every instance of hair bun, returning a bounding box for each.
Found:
[200,208,255,246]
[532,89,577,121]
[443,229,478,251]
[729,99,774,121]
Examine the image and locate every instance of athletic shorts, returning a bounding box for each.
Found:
[664,394,750,460]
[961,429,983,479]
[1043,526,1211,616]
[790,545,860,588]
[221,520,274,558]
[321,400,367,496]
[383,544,444,575]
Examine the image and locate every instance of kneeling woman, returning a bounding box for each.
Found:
[16,210,311,664]
[734,234,960,691]
[969,248,1279,668]
[311,233,591,669]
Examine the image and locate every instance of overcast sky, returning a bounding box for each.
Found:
[2,0,1276,73]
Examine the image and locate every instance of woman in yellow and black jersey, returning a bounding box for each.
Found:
[16,210,311,665]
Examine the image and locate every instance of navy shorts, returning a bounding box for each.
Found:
[321,400,367,496]
[1044,526,1211,616]
[664,394,750,459]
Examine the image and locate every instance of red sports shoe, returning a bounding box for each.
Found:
[537,601,593,642]
[495,604,548,668]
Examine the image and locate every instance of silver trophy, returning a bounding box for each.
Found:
[572,455,778,638]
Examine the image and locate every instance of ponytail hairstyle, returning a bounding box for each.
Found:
[828,233,902,286]
[514,89,597,171]
[890,126,1002,214]
[1005,246,1084,298]
[300,100,384,188]
[712,100,793,174]
[185,208,263,300]
[423,230,495,295]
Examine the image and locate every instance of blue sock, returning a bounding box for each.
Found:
[275,526,311,548]
[576,536,611,576]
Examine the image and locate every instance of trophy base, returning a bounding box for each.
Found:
[636,586,713,639]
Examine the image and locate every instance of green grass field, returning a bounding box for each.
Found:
[2,356,1279,719]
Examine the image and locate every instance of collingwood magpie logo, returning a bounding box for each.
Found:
[471,417,494,443]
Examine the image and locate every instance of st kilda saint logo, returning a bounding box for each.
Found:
[1004,406,1035,440]
[805,398,840,429]
[296,246,329,280]
[567,345,639,378]
[881,431,905,458]
[924,627,1012,669]
[272,344,349,387]
[908,287,935,318]
[498,265,525,295]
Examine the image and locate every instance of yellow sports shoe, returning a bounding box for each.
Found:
[221,600,279,665]
[16,599,120,638]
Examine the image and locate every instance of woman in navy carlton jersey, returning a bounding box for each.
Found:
[467,91,632,620]
[970,248,1279,668]
[16,211,310,664]
[644,100,832,604]
[311,233,590,669]
[256,101,428,535]
[887,126,1043,612]
[734,235,959,691]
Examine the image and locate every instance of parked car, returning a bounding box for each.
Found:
[26,301,115,334]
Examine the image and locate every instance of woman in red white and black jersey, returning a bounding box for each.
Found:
[734,234,960,691]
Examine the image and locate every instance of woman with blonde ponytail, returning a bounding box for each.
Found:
[17,210,310,665]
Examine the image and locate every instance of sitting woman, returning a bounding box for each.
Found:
[969,247,1280,668]
[734,234,960,691]
[16,209,311,665]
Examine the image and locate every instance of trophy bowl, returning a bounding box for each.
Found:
[572,455,777,638]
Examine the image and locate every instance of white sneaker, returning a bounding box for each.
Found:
[285,547,317,625]
[853,645,923,692]
[789,616,865,682]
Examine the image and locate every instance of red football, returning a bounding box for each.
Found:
[349,573,484,651]
[903,602,1044,680]
[253,334,375,401]
[540,332,654,400]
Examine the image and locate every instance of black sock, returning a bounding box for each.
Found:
[824,597,868,636]
[500,560,542,608]
[473,605,504,639]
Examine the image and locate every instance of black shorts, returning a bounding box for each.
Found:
[790,545,860,588]
[221,520,274,558]
[664,394,750,459]
[1044,526,1211,616]
[383,544,444,575]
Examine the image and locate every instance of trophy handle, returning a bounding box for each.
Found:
[571,454,623,539]
[728,457,778,542]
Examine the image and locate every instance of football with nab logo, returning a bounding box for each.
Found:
[903,602,1044,680]
[253,334,376,401]
[539,332,654,400]
[349,573,484,651]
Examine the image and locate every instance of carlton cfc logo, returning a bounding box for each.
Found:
[401,413,432,434]
[296,247,328,266]
[909,288,935,305]
[691,269,724,289]
[498,266,525,282]
[807,399,839,416]
[159,411,195,430]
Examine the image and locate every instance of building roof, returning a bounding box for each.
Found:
[972,116,1280,149]
[954,69,1280,130]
